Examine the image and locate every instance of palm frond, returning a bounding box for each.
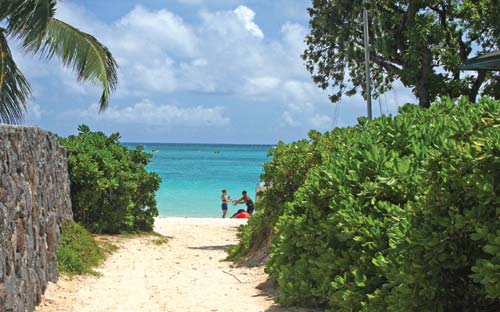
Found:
[39,18,118,111]
[6,0,57,51]
[0,28,31,124]
[0,0,19,20]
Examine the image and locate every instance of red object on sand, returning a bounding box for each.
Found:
[233,212,251,219]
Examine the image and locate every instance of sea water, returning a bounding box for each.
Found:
[123,143,272,217]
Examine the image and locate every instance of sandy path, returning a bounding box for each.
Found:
[36,218,314,312]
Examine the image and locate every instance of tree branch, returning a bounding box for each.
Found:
[469,70,486,103]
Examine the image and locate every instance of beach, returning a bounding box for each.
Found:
[36,217,314,312]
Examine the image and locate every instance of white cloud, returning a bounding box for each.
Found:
[115,6,198,58]
[282,111,299,127]
[130,57,178,93]
[175,0,205,6]
[11,48,50,79]
[25,1,410,136]
[54,3,199,97]
[55,2,102,34]
[234,6,264,39]
[308,114,332,129]
[78,100,229,127]
[175,0,240,6]
[243,76,281,95]
[107,6,199,96]
[281,22,307,53]
[52,2,318,103]
[281,80,318,112]
[26,103,42,120]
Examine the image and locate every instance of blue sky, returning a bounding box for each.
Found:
[17,0,415,144]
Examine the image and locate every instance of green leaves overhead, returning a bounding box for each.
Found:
[304,0,500,108]
[0,0,118,123]
[0,29,31,124]
[5,0,57,51]
[41,19,118,111]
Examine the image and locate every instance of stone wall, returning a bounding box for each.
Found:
[0,126,73,312]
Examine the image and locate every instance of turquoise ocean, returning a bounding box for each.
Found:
[123,143,272,217]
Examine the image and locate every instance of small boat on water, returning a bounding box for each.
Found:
[152,149,159,153]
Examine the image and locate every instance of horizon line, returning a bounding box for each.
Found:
[121,141,276,146]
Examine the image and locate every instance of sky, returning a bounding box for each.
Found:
[16,0,416,144]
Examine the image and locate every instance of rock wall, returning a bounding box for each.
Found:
[0,126,73,312]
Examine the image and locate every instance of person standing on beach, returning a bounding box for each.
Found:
[221,189,231,218]
[233,191,254,215]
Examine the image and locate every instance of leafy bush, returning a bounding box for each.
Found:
[386,100,500,311]
[269,116,419,310]
[57,222,107,275]
[60,125,161,233]
[228,138,318,259]
[234,97,500,311]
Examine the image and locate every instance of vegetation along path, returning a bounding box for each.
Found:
[37,218,315,312]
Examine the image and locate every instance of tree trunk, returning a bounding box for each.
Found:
[469,70,486,103]
[415,49,433,108]
[416,88,431,108]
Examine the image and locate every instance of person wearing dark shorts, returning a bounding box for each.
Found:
[221,189,230,218]
[233,190,255,215]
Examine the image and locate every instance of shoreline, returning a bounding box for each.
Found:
[155,216,251,222]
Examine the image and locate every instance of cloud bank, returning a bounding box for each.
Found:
[13,0,413,142]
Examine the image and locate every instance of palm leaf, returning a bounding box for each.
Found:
[5,0,57,51]
[0,28,31,124]
[0,0,18,20]
[38,18,118,111]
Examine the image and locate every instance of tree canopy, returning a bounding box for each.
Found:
[304,0,500,108]
[0,0,118,123]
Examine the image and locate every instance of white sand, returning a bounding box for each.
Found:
[36,217,315,312]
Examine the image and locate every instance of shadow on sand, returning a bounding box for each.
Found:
[187,244,235,251]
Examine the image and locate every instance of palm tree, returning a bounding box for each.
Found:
[0,0,118,124]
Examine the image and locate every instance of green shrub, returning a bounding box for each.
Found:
[57,222,106,275]
[386,99,500,311]
[60,125,161,234]
[235,97,500,311]
[268,116,419,310]
[228,138,319,260]
[227,211,269,260]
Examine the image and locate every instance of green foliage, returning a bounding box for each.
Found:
[227,212,270,260]
[0,29,31,123]
[60,125,161,234]
[268,113,422,310]
[235,97,500,311]
[227,138,319,260]
[304,0,500,107]
[386,101,500,311]
[40,18,118,110]
[0,0,117,123]
[57,222,107,275]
